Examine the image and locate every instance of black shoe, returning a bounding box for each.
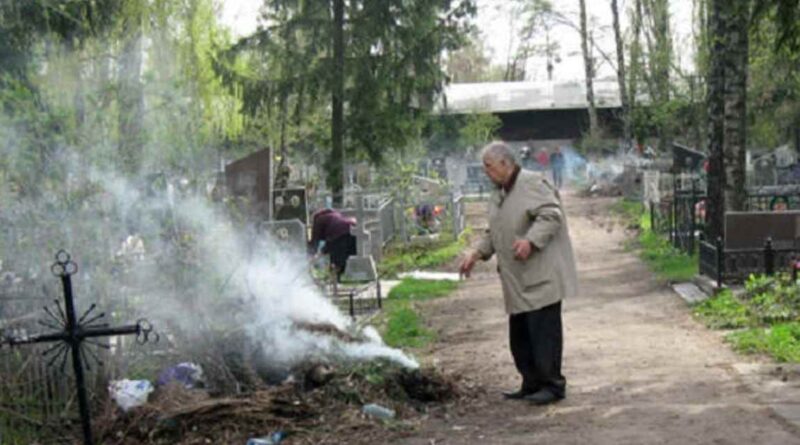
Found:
[502,388,536,400]
[524,389,564,405]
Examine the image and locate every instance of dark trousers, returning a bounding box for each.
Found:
[326,234,356,281]
[509,301,566,397]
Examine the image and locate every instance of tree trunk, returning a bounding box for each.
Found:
[329,0,345,206]
[579,0,599,137]
[706,0,726,241]
[629,0,644,144]
[650,0,672,153]
[611,0,630,147]
[723,1,749,211]
[118,8,145,176]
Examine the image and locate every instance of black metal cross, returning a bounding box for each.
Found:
[2,250,156,445]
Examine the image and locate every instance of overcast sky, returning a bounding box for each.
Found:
[219,0,697,83]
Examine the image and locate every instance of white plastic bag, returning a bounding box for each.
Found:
[109,379,153,412]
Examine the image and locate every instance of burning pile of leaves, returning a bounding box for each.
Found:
[94,322,477,444]
[96,362,470,444]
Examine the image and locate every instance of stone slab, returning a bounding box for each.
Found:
[671,282,708,304]
[343,256,377,282]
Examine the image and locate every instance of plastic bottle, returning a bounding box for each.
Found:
[362,403,396,419]
[246,431,286,445]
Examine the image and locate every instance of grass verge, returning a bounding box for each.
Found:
[380,278,459,349]
[611,199,697,282]
[693,273,800,362]
[378,228,470,278]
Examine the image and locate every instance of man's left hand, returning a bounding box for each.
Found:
[513,239,534,260]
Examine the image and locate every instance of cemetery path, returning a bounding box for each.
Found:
[393,192,800,445]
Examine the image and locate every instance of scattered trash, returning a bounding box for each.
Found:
[246,431,286,445]
[157,362,204,388]
[109,379,153,412]
[362,403,396,420]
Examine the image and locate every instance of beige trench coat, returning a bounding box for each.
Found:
[474,169,578,314]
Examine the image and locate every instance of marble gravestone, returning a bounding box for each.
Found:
[343,194,377,282]
[725,211,800,250]
[260,219,307,252]
[273,187,308,226]
[643,170,661,204]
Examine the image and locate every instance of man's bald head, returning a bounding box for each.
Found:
[480,141,517,166]
[480,141,518,186]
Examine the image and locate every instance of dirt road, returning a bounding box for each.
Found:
[395,192,800,444]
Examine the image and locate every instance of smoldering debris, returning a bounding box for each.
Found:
[96,362,472,445]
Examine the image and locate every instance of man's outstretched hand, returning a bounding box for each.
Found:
[459,250,480,279]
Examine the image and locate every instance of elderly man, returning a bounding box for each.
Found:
[459,141,577,405]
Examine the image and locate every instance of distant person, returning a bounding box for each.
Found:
[536,148,550,171]
[459,141,577,406]
[549,146,565,189]
[414,203,440,234]
[309,208,356,281]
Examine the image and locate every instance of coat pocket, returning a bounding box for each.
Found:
[519,254,552,287]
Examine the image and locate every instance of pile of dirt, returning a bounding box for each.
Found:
[96,363,473,444]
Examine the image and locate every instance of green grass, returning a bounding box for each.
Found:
[383,302,435,348]
[387,278,459,301]
[693,289,752,329]
[637,229,698,282]
[693,274,800,363]
[378,229,470,278]
[380,278,459,348]
[610,198,697,282]
[727,322,800,362]
[610,199,645,227]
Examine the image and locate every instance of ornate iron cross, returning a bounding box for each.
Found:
[2,250,156,445]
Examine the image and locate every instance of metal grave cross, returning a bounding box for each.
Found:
[1,250,156,445]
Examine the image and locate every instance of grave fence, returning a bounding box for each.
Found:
[643,176,800,283]
[699,237,800,286]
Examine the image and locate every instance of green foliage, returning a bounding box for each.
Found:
[218,0,477,189]
[693,290,753,329]
[728,323,800,362]
[637,230,698,282]
[383,302,436,348]
[610,199,644,226]
[379,232,469,278]
[381,278,459,348]
[748,14,800,149]
[694,273,800,362]
[458,112,502,149]
[387,278,459,301]
[610,199,697,282]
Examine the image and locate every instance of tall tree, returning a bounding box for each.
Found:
[515,0,562,81]
[331,0,345,204]
[219,0,475,198]
[705,0,726,240]
[611,0,631,146]
[445,28,502,82]
[644,0,673,153]
[723,1,749,211]
[118,0,146,175]
[628,0,645,145]
[578,0,599,136]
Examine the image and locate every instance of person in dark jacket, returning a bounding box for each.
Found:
[549,146,565,189]
[309,208,357,281]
